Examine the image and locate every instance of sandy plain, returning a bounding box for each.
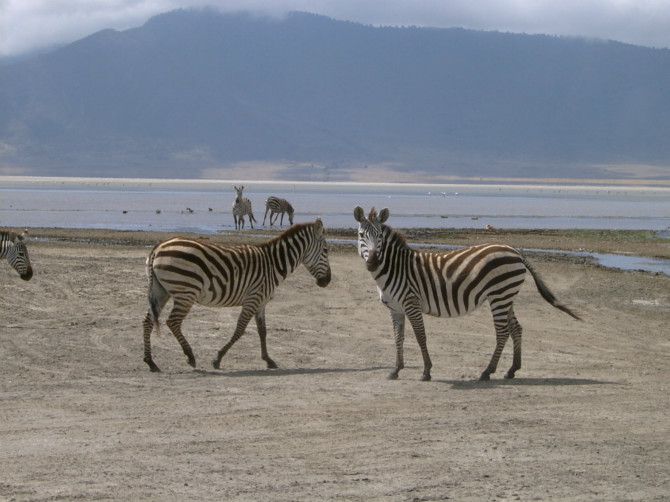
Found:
[1,226,669,501]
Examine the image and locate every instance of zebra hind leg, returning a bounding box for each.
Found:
[165,299,197,368]
[143,274,170,372]
[503,310,523,379]
[143,309,162,372]
[479,308,516,381]
[212,305,255,369]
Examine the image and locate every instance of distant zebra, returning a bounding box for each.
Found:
[263,196,295,227]
[232,185,257,230]
[142,219,331,372]
[1,230,33,281]
[354,206,581,382]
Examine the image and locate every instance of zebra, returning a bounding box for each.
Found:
[1,230,33,281]
[263,196,295,227]
[232,185,257,230]
[354,206,581,382]
[142,219,331,372]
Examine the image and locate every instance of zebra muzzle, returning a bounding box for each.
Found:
[21,267,33,281]
[316,270,331,287]
[366,252,381,272]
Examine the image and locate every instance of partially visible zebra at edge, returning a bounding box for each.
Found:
[354,206,581,382]
[263,196,295,227]
[142,219,331,372]
[1,230,33,281]
[232,185,257,230]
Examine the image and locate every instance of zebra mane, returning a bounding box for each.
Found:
[381,223,411,250]
[265,221,319,246]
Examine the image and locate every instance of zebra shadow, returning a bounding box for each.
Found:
[192,366,388,378]
[443,377,619,389]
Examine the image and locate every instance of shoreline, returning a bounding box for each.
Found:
[19,225,670,268]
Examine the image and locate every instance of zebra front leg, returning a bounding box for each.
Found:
[165,299,196,368]
[387,311,406,380]
[406,306,432,381]
[255,307,277,369]
[212,305,255,369]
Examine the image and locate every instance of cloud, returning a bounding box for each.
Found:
[2,0,670,58]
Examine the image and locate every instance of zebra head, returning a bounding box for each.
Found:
[234,185,245,203]
[353,206,389,272]
[286,202,295,225]
[302,218,331,288]
[6,231,33,281]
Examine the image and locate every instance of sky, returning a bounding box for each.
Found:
[3,0,670,58]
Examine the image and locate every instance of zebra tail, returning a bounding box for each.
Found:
[522,256,582,321]
[146,253,164,337]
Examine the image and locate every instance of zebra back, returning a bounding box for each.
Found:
[1,230,33,281]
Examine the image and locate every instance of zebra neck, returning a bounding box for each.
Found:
[0,235,11,258]
[264,232,306,280]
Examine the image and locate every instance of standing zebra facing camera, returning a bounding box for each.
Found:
[142,219,331,372]
[263,196,294,227]
[231,185,257,230]
[1,230,33,281]
[354,206,581,382]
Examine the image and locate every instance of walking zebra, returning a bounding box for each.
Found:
[263,196,295,227]
[354,206,581,382]
[232,185,257,230]
[1,230,33,281]
[142,219,331,372]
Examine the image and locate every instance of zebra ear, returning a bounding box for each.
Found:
[18,229,29,241]
[378,208,390,224]
[353,206,366,223]
[314,218,324,237]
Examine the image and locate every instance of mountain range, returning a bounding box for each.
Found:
[1,8,670,181]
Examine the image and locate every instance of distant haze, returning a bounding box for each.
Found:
[1,9,669,181]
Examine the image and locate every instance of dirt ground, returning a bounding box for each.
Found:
[1,227,669,501]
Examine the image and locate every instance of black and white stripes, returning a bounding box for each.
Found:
[1,230,33,281]
[354,206,580,381]
[263,196,294,227]
[142,219,331,372]
[232,185,257,229]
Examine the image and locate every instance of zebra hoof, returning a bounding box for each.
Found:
[387,370,399,380]
[504,372,516,379]
[266,359,278,369]
[144,357,161,372]
[212,359,221,370]
[420,373,431,382]
[479,372,491,381]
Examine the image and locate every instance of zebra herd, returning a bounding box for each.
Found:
[3,205,582,381]
[231,186,294,230]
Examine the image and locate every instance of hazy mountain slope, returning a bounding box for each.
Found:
[1,9,669,180]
